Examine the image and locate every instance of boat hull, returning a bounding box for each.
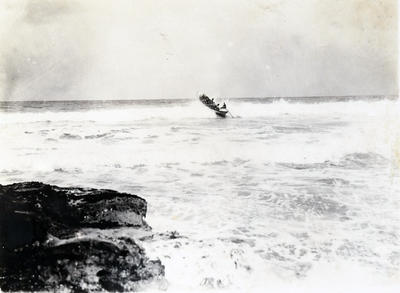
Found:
[215,110,228,118]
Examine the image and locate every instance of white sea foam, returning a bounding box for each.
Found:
[0,97,399,292]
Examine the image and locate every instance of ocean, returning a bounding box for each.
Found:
[1,96,400,292]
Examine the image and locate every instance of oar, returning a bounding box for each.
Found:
[224,98,235,118]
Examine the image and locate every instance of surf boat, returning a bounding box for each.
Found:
[199,94,229,118]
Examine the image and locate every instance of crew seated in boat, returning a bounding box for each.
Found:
[221,103,227,109]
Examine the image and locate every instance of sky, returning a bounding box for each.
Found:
[0,0,398,101]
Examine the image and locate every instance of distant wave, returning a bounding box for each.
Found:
[84,133,111,139]
[59,133,82,140]
[277,152,389,170]
[0,95,396,113]
[0,98,398,124]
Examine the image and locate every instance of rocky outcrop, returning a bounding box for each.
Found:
[0,182,164,292]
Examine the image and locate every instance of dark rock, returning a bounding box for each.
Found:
[1,238,164,292]
[0,182,164,292]
[0,181,149,241]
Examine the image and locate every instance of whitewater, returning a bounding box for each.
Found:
[1,97,400,292]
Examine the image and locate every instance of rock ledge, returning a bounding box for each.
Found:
[0,182,164,292]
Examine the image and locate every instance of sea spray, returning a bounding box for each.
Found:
[1,97,399,291]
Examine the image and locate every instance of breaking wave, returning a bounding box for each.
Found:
[0,97,398,123]
[1,97,399,292]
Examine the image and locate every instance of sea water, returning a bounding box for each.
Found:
[1,97,400,292]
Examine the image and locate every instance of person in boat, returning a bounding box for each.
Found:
[221,102,227,109]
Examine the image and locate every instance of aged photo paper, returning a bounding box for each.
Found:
[0,1,398,292]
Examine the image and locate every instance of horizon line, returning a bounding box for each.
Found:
[1,94,398,103]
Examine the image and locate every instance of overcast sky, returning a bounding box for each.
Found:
[0,0,398,100]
